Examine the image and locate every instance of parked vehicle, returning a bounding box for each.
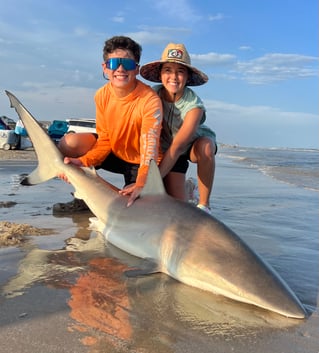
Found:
[66,119,96,134]
[0,130,19,150]
[0,116,16,130]
[47,120,69,141]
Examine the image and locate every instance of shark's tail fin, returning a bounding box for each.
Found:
[5,91,64,185]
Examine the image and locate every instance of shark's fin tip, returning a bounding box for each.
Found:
[20,178,31,186]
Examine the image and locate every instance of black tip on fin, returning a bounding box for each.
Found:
[20,177,31,186]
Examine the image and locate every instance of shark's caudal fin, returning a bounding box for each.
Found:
[5,91,64,185]
[141,160,167,196]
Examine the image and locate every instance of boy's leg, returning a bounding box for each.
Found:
[58,132,97,157]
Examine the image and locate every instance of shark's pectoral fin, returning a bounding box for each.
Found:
[124,258,161,277]
[81,166,98,177]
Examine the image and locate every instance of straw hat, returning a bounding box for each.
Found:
[140,43,208,86]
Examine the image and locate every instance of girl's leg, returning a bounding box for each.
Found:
[163,172,186,201]
[189,137,216,208]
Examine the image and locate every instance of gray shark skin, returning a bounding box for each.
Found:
[5,90,307,319]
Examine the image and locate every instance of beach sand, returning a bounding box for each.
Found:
[0,149,318,353]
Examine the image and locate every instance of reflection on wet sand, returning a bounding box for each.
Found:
[170,279,301,336]
[68,257,132,348]
[1,231,106,298]
[52,211,94,241]
[69,266,301,352]
[1,230,303,353]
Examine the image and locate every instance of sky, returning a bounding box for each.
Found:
[0,0,318,148]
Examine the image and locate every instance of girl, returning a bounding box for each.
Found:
[141,43,217,214]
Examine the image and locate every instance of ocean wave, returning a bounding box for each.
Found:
[218,146,319,192]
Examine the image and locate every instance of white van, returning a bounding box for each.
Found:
[66,119,96,134]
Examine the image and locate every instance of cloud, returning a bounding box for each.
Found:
[73,27,90,37]
[193,51,318,85]
[2,87,317,149]
[112,16,125,23]
[112,11,125,23]
[126,31,171,45]
[239,46,252,51]
[1,86,96,122]
[205,99,316,122]
[208,13,226,21]
[204,99,318,148]
[127,26,191,45]
[235,53,318,84]
[191,52,236,66]
[153,0,201,22]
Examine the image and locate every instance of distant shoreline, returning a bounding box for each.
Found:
[0,144,230,162]
[0,148,36,161]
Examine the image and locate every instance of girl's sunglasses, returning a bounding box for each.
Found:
[104,58,137,71]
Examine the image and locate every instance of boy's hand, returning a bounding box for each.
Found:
[57,157,84,183]
[119,183,143,207]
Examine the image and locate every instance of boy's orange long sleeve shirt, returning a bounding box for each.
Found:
[79,80,163,187]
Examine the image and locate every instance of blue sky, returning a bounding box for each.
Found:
[0,0,317,148]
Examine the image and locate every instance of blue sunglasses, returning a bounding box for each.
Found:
[105,58,137,71]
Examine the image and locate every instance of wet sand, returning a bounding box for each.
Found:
[0,149,318,353]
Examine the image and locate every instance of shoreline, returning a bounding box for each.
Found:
[0,148,318,353]
[0,148,36,161]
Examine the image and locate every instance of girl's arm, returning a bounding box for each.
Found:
[159,107,203,178]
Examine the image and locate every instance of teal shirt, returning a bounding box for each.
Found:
[153,85,216,154]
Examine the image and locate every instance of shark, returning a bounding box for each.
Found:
[5,90,307,319]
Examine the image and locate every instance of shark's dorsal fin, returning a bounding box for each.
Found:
[141,160,166,196]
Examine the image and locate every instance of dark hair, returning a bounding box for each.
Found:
[103,36,142,63]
